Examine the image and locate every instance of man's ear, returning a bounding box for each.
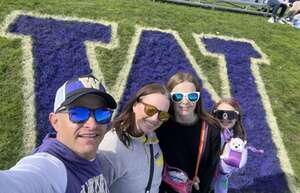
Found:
[49,112,59,132]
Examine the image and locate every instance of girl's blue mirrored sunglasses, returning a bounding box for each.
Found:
[58,106,113,124]
[170,92,200,103]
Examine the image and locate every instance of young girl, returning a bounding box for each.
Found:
[157,72,220,193]
[212,98,247,193]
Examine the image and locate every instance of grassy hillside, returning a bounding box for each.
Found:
[0,0,299,191]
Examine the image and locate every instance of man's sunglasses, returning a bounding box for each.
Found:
[58,107,113,124]
[170,92,200,103]
[139,101,170,122]
[213,110,239,121]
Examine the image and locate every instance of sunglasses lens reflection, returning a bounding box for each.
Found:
[69,107,90,123]
[214,110,238,120]
[172,93,183,102]
[144,105,157,117]
[94,109,113,124]
[159,112,170,122]
[142,102,170,122]
[187,92,200,102]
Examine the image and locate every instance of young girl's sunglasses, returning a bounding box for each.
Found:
[139,101,170,122]
[58,106,113,124]
[213,110,239,121]
[170,92,200,103]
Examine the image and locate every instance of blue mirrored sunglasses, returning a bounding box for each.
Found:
[58,107,113,124]
[170,92,200,103]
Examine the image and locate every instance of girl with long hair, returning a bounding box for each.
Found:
[211,98,248,193]
[156,72,221,193]
[99,83,170,193]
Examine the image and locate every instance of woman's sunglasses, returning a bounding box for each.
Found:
[139,101,170,122]
[58,106,113,124]
[213,110,239,121]
[170,92,200,103]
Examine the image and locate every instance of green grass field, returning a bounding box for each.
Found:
[0,0,299,191]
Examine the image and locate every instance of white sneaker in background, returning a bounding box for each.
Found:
[281,18,288,23]
[278,18,285,24]
[283,18,293,25]
[268,17,275,23]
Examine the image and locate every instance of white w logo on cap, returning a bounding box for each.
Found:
[79,77,100,89]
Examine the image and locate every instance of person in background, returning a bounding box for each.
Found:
[211,98,247,193]
[98,83,170,193]
[156,72,221,193]
[0,74,117,193]
[267,0,289,23]
[283,0,300,22]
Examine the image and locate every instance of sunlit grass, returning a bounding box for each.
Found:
[0,0,299,190]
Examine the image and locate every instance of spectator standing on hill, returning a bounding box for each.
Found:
[283,0,300,22]
[267,0,289,23]
[0,74,117,193]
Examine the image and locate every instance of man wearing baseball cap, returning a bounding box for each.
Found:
[0,74,117,193]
